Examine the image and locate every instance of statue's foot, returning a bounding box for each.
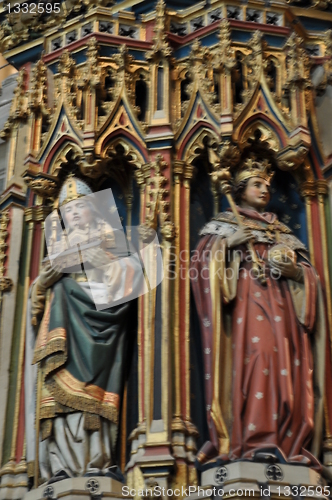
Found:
[104,465,125,483]
[48,470,70,484]
[84,469,104,477]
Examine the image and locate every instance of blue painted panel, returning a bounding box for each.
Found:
[174,45,192,59]
[100,45,121,58]
[231,30,252,43]
[298,17,332,31]
[8,44,43,68]
[146,139,173,148]
[264,34,287,48]
[267,169,308,247]
[128,49,147,61]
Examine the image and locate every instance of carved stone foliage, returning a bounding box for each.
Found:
[286,0,332,10]
[23,173,59,198]
[146,0,172,61]
[0,69,28,140]
[29,60,50,115]
[277,145,309,171]
[234,31,267,117]
[112,45,139,114]
[0,0,115,52]
[315,30,332,94]
[143,155,174,240]
[0,210,13,293]
[284,33,311,88]
[96,45,141,127]
[0,6,65,53]
[79,37,103,89]
[213,19,236,75]
[57,51,82,126]
[184,40,217,113]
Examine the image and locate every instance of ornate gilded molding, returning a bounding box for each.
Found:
[146,0,172,61]
[78,37,102,89]
[29,60,51,116]
[277,145,308,171]
[235,31,266,117]
[0,210,13,293]
[23,174,59,199]
[142,155,174,241]
[0,69,28,141]
[186,40,217,112]
[57,51,82,127]
[24,206,53,222]
[316,30,332,95]
[214,20,236,75]
[111,45,140,118]
[284,33,311,89]
[299,180,316,198]
[316,179,329,196]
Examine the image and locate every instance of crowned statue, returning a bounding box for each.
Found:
[25,176,140,484]
[192,156,327,469]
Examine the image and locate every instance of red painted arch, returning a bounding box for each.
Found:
[42,135,81,174]
[99,128,149,162]
[237,113,288,148]
[177,122,219,160]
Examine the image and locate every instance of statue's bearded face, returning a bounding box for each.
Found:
[62,199,92,230]
[242,176,270,211]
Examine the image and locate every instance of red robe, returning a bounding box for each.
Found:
[192,208,325,465]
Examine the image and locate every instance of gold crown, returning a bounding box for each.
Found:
[59,174,93,207]
[234,157,274,186]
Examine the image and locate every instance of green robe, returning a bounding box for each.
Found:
[33,277,131,430]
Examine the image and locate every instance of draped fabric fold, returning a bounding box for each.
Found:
[33,277,131,428]
[192,208,326,466]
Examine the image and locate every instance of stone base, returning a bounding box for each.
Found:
[190,462,328,500]
[23,477,127,500]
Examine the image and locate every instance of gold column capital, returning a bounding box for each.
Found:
[173,161,194,182]
[316,179,329,197]
[300,180,316,198]
[173,160,185,178]
[24,206,52,223]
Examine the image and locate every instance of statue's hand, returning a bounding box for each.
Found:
[269,259,303,282]
[38,260,63,289]
[226,227,253,249]
[85,247,113,267]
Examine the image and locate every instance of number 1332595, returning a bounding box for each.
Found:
[277,486,330,497]
[5,3,61,14]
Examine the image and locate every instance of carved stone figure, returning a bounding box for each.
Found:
[192,158,327,468]
[26,176,138,483]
